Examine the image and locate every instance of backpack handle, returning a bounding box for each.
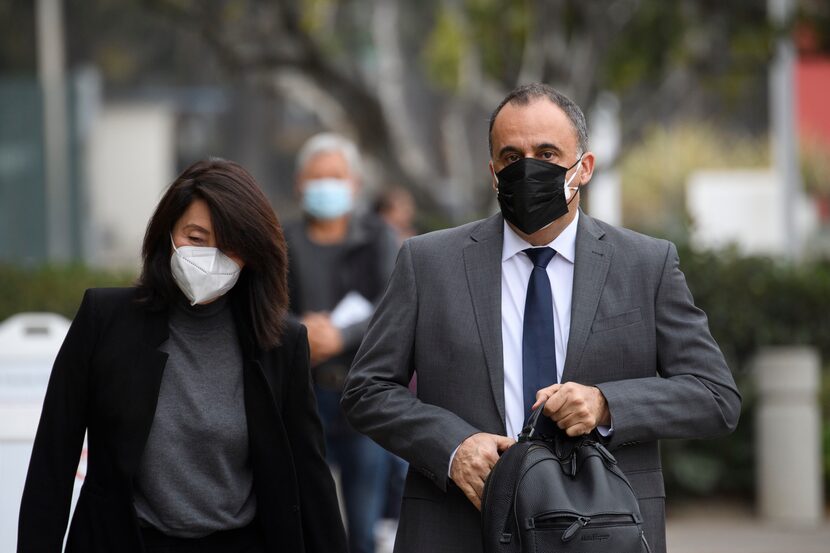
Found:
[518,403,548,442]
[518,403,600,447]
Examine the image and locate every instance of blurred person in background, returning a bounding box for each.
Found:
[19,159,347,553]
[284,133,400,553]
[373,185,420,537]
[373,186,418,245]
[341,83,741,553]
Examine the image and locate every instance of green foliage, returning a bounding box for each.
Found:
[662,245,830,500]
[604,0,685,91]
[463,0,528,85]
[604,2,772,98]
[681,246,830,365]
[423,6,466,92]
[300,0,336,34]
[0,264,135,322]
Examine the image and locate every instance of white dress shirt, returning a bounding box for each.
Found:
[501,212,578,439]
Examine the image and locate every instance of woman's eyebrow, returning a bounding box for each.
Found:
[182,223,211,234]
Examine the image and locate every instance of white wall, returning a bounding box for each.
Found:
[85,103,175,270]
[686,169,816,256]
[587,171,622,227]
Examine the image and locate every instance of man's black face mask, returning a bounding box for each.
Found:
[495,156,582,235]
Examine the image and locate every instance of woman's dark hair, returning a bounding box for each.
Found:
[137,158,289,348]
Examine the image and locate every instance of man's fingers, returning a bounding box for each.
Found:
[533,384,560,409]
[471,475,485,498]
[555,410,581,428]
[557,412,594,435]
[551,401,584,424]
[459,481,481,510]
[494,435,516,453]
[471,476,487,511]
[455,469,487,511]
[565,422,591,437]
[543,387,568,418]
[450,432,516,511]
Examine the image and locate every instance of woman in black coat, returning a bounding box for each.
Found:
[18,159,348,553]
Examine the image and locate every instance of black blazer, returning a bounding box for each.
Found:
[18,287,347,553]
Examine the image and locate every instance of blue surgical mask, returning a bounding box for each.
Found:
[302,178,354,220]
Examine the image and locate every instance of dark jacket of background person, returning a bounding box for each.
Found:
[18,286,344,553]
[284,213,397,389]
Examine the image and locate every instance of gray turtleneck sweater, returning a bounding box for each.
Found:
[133,296,256,537]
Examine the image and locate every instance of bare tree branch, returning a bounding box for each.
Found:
[372,0,439,186]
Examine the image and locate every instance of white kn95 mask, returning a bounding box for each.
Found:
[170,236,241,305]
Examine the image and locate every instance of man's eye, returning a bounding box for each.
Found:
[505,154,520,163]
[540,151,554,160]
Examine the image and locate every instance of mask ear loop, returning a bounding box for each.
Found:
[170,233,181,254]
[564,154,584,205]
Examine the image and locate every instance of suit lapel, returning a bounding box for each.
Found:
[562,212,613,383]
[463,214,506,428]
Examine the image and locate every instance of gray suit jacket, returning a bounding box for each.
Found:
[342,211,741,553]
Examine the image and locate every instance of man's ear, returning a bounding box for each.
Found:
[489,160,498,192]
[577,152,596,186]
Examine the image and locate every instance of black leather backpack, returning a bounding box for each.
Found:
[481,406,651,553]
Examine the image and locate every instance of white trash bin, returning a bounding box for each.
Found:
[0,312,86,551]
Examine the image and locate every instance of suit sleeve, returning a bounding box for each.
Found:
[18,290,96,552]
[596,242,741,450]
[341,240,480,491]
[284,325,348,553]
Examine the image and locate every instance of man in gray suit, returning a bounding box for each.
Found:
[341,83,741,553]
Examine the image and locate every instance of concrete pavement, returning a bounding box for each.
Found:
[666,501,830,553]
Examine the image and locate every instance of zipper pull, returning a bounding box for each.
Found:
[596,442,617,465]
[561,516,590,542]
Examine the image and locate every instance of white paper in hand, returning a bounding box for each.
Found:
[330,291,374,329]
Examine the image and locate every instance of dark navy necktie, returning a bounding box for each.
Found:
[522,247,557,416]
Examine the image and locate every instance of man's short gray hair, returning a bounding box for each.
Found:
[488,83,589,157]
[295,132,361,178]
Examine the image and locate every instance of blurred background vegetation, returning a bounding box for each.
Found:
[3,0,819,219]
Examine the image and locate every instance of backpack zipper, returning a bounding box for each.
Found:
[528,512,638,543]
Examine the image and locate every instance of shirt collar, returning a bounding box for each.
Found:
[501,210,579,264]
